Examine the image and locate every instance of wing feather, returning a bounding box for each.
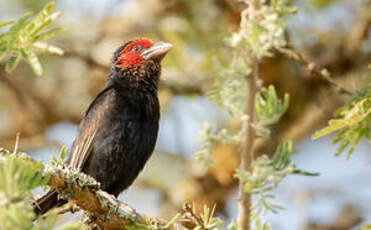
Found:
[70,130,96,170]
[68,85,113,171]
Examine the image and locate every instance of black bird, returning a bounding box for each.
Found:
[34,38,172,215]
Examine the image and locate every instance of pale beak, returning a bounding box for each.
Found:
[141,41,173,62]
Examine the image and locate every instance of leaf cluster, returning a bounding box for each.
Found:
[254,85,289,136]
[235,142,293,215]
[312,84,371,158]
[197,85,289,167]
[50,145,68,167]
[230,0,296,59]
[0,149,83,230]
[196,116,249,167]
[181,203,224,230]
[195,1,315,229]
[0,2,64,76]
[208,57,249,117]
[197,0,297,168]
[235,141,317,216]
[255,85,289,127]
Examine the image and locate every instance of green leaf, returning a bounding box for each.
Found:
[26,2,58,37]
[33,42,64,55]
[10,12,33,29]
[312,100,369,139]
[33,209,58,229]
[0,21,15,28]
[33,27,66,42]
[312,85,371,158]
[270,140,292,169]
[0,154,47,197]
[21,48,42,76]
[227,220,238,230]
[50,146,68,167]
[0,47,8,60]
[5,50,22,73]
[292,169,319,176]
[255,85,290,126]
[0,1,64,75]
[310,0,338,7]
[30,11,62,38]
[60,146,67,162]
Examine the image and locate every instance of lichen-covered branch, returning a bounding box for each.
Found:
[45,165,226,230]
[44,165,168,230]
[1,147,224,230]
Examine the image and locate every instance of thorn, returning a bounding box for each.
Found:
[13,132,20,155]
[307,62,315,71]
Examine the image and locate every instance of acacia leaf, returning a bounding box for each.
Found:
[5,50,21,73]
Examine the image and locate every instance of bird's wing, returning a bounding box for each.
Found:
[68,86,113,171]
[69,129,96,171]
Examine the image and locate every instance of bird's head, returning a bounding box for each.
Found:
[110,38,172,90]
[113,38,172,68]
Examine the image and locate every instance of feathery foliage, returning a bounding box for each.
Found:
[0,148,83,230]
[255,85,289,136]
[196,117,249,167]
[197,205,225,230]
[195,0,316,229]
[235,141,317,216]
[0,2,82,229]
[312,84,371,159]
[255,85,289,127]
[0,2,64,76]
[229,0,296,59]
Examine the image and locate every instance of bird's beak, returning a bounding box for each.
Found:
[141,41,173,62]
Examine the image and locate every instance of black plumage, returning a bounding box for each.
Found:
[34,39,171,215]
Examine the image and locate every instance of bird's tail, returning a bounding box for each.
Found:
[33,189,67,216]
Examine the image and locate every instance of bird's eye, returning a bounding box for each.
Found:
[131,45,142,53]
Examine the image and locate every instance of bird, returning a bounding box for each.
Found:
[33,38,172,215]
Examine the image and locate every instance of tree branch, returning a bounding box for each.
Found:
[44,165,168,230]
[238,61,259,230]
[46,165,227,230]
[279,47,353,95]
[237,2,261,230]
[1,147,221,230]
[44,165,219,230]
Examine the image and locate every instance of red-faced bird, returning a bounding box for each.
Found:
[34,38,172,215]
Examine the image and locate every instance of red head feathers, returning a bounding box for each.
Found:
[115,38,154,68]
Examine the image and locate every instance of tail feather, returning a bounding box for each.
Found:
[33,189,67,216]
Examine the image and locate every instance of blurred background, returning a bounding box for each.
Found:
[0,0,370,229]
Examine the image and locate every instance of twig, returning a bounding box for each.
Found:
[181,202,205,228]
[13,133,20,155]
[279,47,353,95]
[238,60,259,230]
[237,1,260,229]
[57,203,80,215]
